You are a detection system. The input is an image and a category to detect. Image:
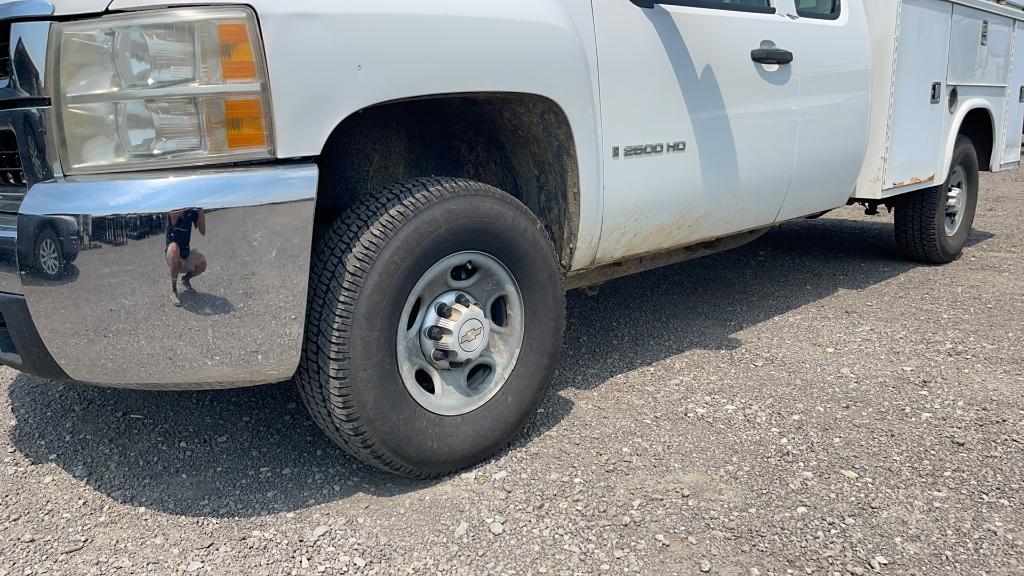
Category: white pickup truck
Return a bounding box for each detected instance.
[0,0,1021,477]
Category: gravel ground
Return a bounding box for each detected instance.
[2,169,1023,576]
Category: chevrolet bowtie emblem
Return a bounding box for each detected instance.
[461,327,483,345]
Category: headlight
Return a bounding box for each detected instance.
[51,7,274,175]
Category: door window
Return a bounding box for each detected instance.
[796,0,841,20]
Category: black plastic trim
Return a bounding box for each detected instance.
[0,97,50,111]
[630,0,776,15]
[0,292,69,380]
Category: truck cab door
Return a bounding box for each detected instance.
[592,0,800,264]
[775,0,871,221]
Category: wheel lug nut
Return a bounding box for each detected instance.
[426,326,444,341]
[432,350,449,362]
[436,303,453,319]
[455,294,472,308]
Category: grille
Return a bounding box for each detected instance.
[0,130,25,187]
[0,23,9,82]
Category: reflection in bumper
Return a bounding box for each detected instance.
[3,164,318,388]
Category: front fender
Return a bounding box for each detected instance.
[108,0,605,268]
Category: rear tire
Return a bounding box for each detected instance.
[294,177,565,478]
[894,135,979,264]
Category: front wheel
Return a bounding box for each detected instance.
[894,135,979,264]
[295,178,565,478]
[34,227,65,280]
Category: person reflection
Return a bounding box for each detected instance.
[165,208,208,307]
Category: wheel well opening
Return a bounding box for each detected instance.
[34,222,59,248]
[315,93,581,270]
[958,108,994,172]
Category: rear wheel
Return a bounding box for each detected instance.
[894,135,979,264]
[295,177,565,477]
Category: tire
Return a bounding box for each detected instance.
[295,177,565,478]
[894,135,979,264]
[33,226,65,280]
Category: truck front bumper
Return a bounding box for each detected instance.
[0,165,318,389]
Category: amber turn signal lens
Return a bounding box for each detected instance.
[219,23,258,81]
[224,98,268,149]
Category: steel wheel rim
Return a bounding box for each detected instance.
[945,165,968,237]
[39,238,60,276]
[396,251,525,416]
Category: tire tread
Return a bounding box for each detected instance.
[894,184,945,263]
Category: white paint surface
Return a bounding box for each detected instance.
[41,0,1024,268]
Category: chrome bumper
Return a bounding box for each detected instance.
[2,165,318,388]
[0,10,318,389]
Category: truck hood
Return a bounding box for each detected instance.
[48,0,112,16]
[48,0,257,15]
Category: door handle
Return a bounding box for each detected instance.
[751,47,794,65]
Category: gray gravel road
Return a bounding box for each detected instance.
[2,170,1023,576]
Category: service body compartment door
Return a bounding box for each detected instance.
[883,0,952,191]
[948,5,1013,87]
[1003,24,1024,165]
[591,1,798,264]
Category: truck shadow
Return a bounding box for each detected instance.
[6,376,421,517]
[525,214,994,441]
[5,212,994,518]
